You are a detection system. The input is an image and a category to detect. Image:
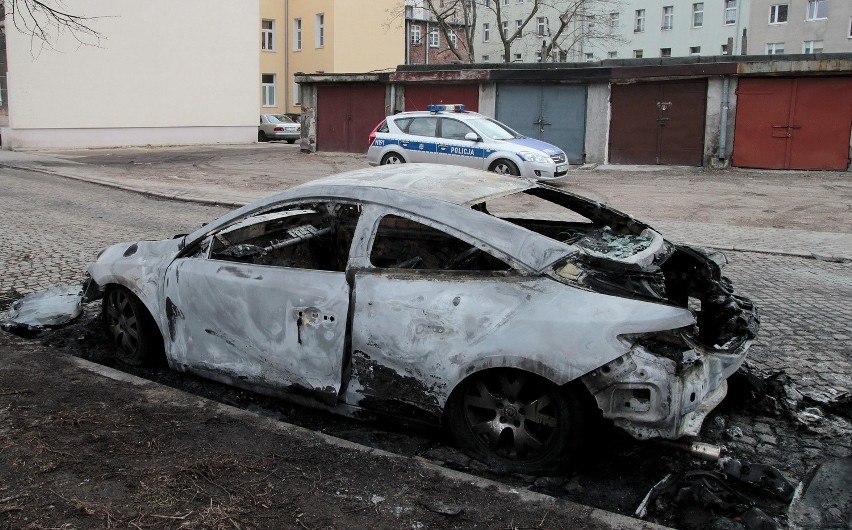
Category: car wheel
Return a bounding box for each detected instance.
[286,139,296,144]
[102,286,163,367]
[258,131,268,142]
[381,153,405,165]
[489,159,520,176]
[446,370,585,474]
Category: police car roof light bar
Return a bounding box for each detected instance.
[427,104,466,113]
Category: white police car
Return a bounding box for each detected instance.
[367,104,569,180]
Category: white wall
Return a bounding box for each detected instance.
[3,0,258,149]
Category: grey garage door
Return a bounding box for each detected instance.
[496,84,587,164]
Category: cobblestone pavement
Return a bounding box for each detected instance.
[1,149,850,506]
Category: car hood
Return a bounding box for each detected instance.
[503,137,564,157]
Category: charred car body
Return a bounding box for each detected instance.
[4,164,758,473]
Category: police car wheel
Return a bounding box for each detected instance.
[381,153,405,165]
[490,159,520,176]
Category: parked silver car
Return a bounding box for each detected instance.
[367,105,569,181]
[259,114,300,143]
[4,164,758,473]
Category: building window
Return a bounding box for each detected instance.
[262,74,276,107]
[692,3,704,27]
[806,0,828,20]
[558,50,568,61]
[849,16,852,38]
[633,49,643,58]
[315,14,325,48]
[721,43,729,54]
[293,19,302,50]
[662,6,674,30]
[724,0,737,25]
[502,21,508,38]
[634,10,645,32]
[482,54,490,62]
[261,20,274,51]
[293,81,301,106]
[411,24,421,44]
[536,51,542,61]
[503,0,509,5]
[584,52,594,61]
[660,48,672,57]
[769,4,788,24]
[766,42,784,54]
[483,23,490,42]
[609,12,619,33]
[514,53,522,60]
[537,17,546,36]
[803,40,824,53]
[690,46,701,55]
[449,32,457,47]
[516,19,523,33]
[607,51,617,58]
[429,30,439,47]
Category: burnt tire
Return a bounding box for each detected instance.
[381,152,405,165]
[102,286,164,367]
[445,370,586,475]
[489,159,520,176]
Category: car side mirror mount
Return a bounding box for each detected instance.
[464,132,481,142]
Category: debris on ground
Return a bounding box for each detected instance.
[788,456,852,530]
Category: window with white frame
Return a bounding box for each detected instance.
[514,53,522,60]
[429,30,439,47]
[690,46,701,55]
[662,6,674,30]
[635,10,645,32]
[536,51,542,61]
[806,0,827,20]
[483,23,490,42]
[692,3,704,27]
[293,19,302,50]
[262,74,276,107]
[293,81,302,106]
[411,24,422,44]
[633,49,643,58]
[261,20,274,51]
[766,42,784,54]
[803,40,823,53]
[315,14,325,48]
[769,4,788,24]
[660,48,672,57]
[584,52,594,61]
[537,17,546,36]
[609,12,619,33]
[503,0,509,5]
[450,32,457,47]
[516,19,523,33]
[482,54,490,62]
[721,43,729,54]
[608,51,617,58]
[502,21,508,38]
[724,0,737,24]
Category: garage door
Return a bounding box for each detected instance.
[733,77,852,170]
[609,81,707,166]
[404,84,479,112]
[317,85,386,153]
[496,84,587,164]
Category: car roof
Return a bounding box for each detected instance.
[389,110,486,120]
[186,165,570,272]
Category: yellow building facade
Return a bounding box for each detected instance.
[259,0,405,114]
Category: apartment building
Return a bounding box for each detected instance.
[747,0,852,55]
[260,0,288,115]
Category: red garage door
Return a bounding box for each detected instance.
[609,81,707,166]
[404,84,479,112]
[733,77,852,170]
[317,85,386,153]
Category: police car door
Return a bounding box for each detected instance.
[435,118,483,169]
[401,117,439,163]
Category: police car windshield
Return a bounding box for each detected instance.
[469,118,524,140]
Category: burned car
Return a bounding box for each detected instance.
[4,164,758,474]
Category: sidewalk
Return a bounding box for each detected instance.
[2,144,850,260]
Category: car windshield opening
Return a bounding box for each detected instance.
[469,118,524,140]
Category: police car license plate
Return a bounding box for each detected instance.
[557,164,568,172]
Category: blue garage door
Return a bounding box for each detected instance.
[496,84,587,164]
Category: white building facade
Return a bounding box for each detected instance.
[747,0,852,55]
[1,0,258,150]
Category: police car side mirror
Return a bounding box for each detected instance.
[464,132,481,142]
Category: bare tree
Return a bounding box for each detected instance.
[402,0,623,64]
[2,0,104,50]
